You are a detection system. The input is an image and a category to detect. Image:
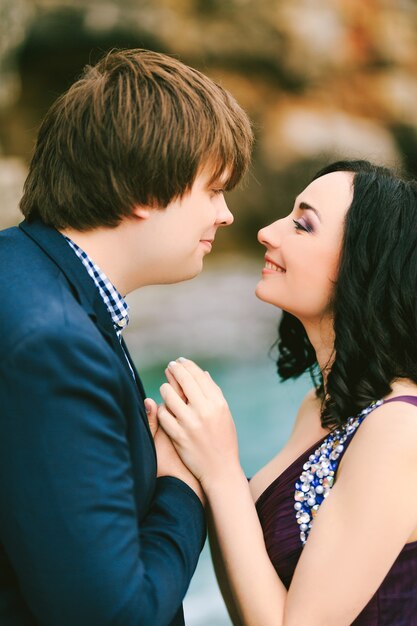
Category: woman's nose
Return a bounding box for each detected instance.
[257,226,268,245]
[258,220,280,247]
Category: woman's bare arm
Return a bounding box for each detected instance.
[158,359,417,626]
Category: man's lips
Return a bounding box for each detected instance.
[200,239,214,250]
[263,254,286,273]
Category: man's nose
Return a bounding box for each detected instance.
[217,199,234,226]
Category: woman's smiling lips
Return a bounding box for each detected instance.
[262,254,286,275]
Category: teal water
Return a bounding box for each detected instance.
[140,356,312,626]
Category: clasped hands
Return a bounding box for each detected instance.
[144,358,240,502]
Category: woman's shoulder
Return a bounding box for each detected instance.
[339,386,417,476]
[363,382,417,440]
[385,379,417,404]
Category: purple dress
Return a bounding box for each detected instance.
[255,396,417,625]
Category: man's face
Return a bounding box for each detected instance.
[135,170,234,285]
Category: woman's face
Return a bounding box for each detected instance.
[255,171,354,322]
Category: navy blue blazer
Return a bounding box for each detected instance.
[0,220,206,626]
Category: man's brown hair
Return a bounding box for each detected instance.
[20,48,253,230]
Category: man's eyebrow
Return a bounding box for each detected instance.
[298,201,321,222]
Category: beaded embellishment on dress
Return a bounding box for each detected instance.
[294,399,383,545]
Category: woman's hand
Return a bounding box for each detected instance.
[157,358,241,490]
[144,397,205,504]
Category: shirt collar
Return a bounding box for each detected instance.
[64,236,129,336]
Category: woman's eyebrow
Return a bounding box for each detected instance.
[298,201,322,222]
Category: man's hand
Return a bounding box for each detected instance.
[144,398,159,437]
[144,398,205,505]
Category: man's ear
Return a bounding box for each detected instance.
[132,205,151,220]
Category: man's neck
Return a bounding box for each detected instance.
[59,225,134,295]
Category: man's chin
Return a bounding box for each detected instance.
[182,263,204,282]
[162,262,204,285]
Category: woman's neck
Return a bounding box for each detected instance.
[303,315,335,383]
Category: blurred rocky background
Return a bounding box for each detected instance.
[1,0,416,243]
[2,3,416,623]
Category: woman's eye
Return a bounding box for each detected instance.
[211,189,224,196]
[293,218,313,233]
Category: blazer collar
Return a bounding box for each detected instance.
[20,219,102,319]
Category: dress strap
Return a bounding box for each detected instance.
[294,399,383,545]
[383,395,417,407]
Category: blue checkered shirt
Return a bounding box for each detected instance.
[64,237,129,338]
[64,236,135,377]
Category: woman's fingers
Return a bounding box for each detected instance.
[160,382,193,422]
[167,358,220,401]
[166,361,207,406]
[164,366,188,403]
[179,358,219,395]
[157,402,183,441]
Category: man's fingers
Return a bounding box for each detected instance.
[144,398,158,438]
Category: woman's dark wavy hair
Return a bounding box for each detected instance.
[277,159,417,429]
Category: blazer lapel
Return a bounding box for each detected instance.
[121,338,147,399]
[19,220,153,439]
